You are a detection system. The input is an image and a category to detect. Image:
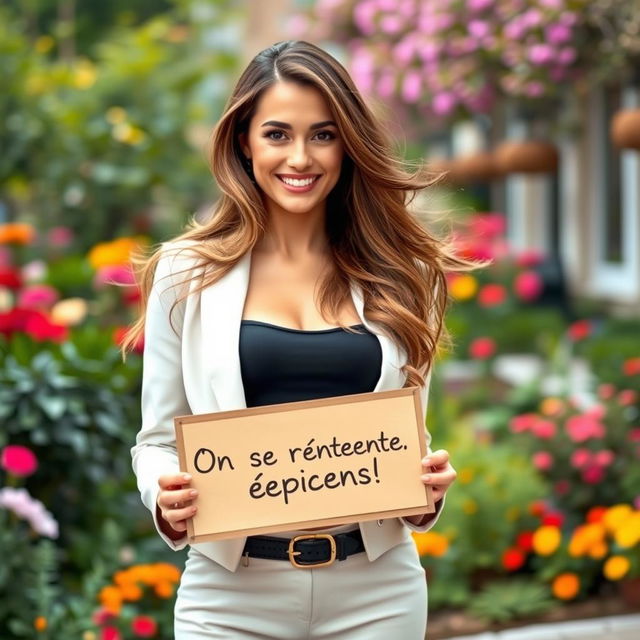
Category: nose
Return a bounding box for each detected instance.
[287,139,311,170]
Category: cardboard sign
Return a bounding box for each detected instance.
[174,386,434,542]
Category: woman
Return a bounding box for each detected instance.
[125,40,471,639]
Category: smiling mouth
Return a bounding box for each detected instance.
[276,175,321,187]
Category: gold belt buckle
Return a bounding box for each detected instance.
[288,534,336,569]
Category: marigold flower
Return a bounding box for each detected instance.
[34,616,47,631]
[589,541,608,559]
[449,274,478,301]
[0,222,36,245]
[532,525,561,556]
[539,397,564,417]
[603,555,631,581]
[614,513,640,548]
[154,581,174,598]
[87,237,145,269]
[412,531,449,557]
[552,573,580,600]
[586,506,607,524]
[603,505,633,533]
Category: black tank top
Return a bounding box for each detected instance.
[238,320,383,407]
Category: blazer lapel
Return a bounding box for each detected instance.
[200,249,405,413]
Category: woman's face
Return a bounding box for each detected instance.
[239,81,344,218]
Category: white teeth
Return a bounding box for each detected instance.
[280,176,317,187]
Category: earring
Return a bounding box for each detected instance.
[242,155,257,185]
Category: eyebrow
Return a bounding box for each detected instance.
[260,120,337,130]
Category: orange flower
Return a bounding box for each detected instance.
[589,541,608,559]
[98,585,123,615]
[552,573,580,600]
[604,556,631,581]
[120,582,143,601]
[0,222,36,245]
[154,581,175,598]
[34,616,47,631]
[568,523,605,557]
[532,525,561,556]
[412,531,449,557]
[87,236,146,269]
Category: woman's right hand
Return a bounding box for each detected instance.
[156,473,199,537]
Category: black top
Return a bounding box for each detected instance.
[238,320,382,407]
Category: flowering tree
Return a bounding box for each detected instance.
[297,0,637,125]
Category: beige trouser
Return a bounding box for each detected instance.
[174,523,428,639]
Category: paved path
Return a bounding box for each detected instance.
[445,613,640,640]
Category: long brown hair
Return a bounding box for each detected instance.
[122,40,478,388]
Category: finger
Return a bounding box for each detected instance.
[164,503,197,525]
[159,473,192,490]
[160,487,198,510]
[422,450,449,470]
[420,468,457,487]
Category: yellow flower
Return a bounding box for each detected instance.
[614,513,640,548]
[449,274,478,301]
[532,525,561,556]
[603,555,630,581]
[35,35,55,54]
[34,616,47,631]
[568,523,606,557]
[73,59,97,89]
[462,499,478,515]
[458,468,474,484]
[106,106,128,125]
[82,632,97,640]
[551,573,580,600]
[112,122,146,145]
[0,222,36,245]
[51,298,88,326]
[87,236,144,269]
[412,531,449,557]
[603,505,633,534]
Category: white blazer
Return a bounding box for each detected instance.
[130,240,444,573]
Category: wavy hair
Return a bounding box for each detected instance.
[121,40,480,388]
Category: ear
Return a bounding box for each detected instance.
[238,132,251,159]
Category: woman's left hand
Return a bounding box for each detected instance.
[420,449,457,503]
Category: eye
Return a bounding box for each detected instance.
[314,130,336,142]
[263,129,287,141]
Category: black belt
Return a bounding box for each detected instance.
[242,529,365,568]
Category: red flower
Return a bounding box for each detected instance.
[618,390,637,406]
[131,615,157,638]
[542,511,564,528]
[586,506,607,524]
[469,337,496,359]
[478,283,507,307]
[597,383,616,400]
[0,444,38,477]
[554,480,570,496]
[514,271,543,302]
[567,320,591,341]
[0,308,68,342]
[502,547,526,571]
[113,326,144,354]
[623,357,640,376]
[101,627,122,640]
[0,266,22,289]
[515,250,544,267]
[529,500,547,517]
[516,531,534,552]
[582,465,605,484]
[92,607,115,626]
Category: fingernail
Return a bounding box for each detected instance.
[183,473,192,481]
[422,457,431,465]
[421,474,431,482]
[189,490,198,497]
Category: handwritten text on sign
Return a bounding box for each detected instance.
[174,387,434,542]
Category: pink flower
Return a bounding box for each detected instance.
[468,0,494,10]
[628,429,640,443]
[468,20,490,39]
[598,383,616,400]
[468,213,506,239]
[402,71,422,103]
[532,419,556,439]
[516,250,544,267]
[558,47,577,65]
[432,91,457,116]
[582,466,605,484]
[567,320,591,341]
[1,444,38,477]
[93,264,136,289]
[101,627,122,640]
[529,44,554,66]
[570,448,592,469]
[47,226,74,248]
[514,271,543,301]
[469,337,496,359]
[545,23,572,45]
[585,404,606,420]
[618,390,637,406]
[510,413,539,433]
[17,285,59,310]
[533,451,553,471]
[565,414,605,442]
[554,480,570,495]
[594,450,614,467]
[0,487,58,538]
[478,283,507,307]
